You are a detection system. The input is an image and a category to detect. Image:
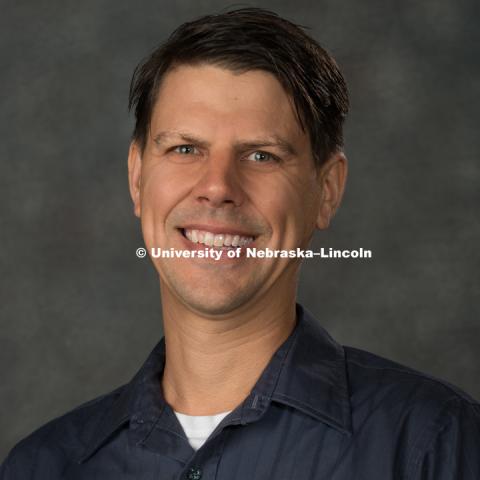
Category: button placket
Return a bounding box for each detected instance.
[186,466,202,480]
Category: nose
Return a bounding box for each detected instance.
[192,151,244,208]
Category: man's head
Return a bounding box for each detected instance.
[127,8,349,317]
[129,8,349,168]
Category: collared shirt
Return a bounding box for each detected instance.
[1,303,479,479]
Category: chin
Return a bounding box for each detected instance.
[170,282,256,317]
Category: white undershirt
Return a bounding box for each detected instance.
[174,410,232,450]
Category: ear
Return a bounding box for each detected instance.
[315,151,348,230]
[127,141,143,218]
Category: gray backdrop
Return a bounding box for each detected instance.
[1,0,479,461]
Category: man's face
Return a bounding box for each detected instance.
[128,64,342,316]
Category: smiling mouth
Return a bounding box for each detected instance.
[178,228,256,248]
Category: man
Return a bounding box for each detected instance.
[2,7,479,480]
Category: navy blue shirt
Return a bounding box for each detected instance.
[2,303,479,479]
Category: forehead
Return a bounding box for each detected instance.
[149,64,306,142]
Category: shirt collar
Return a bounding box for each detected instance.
[267,303,352,434]
[79,302,352,462]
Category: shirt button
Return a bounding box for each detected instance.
[186,466,202,480]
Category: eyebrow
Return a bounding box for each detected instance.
[153,130,298,156]
[153,131,209,149]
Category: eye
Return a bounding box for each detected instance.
[246,151,279,163]
[173,144,199,155]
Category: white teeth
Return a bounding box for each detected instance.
[185,230,196,242]
[204,232,214,246]
[183,229,254,248]
[213,234,224,247]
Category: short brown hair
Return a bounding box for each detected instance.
[128,7,349,166]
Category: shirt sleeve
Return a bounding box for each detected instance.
[0,455,14,480]
[410,398,480,479]
[0,448,30,480]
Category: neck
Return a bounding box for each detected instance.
[160,288,297,415]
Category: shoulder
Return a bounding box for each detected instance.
[343,345,478,406]
[1,385,125,479]
[343,345,480,477]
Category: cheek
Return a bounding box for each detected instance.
[142,162,196,209]
[140,166,190,241]
[249,175,315,242]
[249,176,305,238]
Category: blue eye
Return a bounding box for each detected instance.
[174,145,198,154]
[247,151,277,163]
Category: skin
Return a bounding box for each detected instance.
[128,64,347,414]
